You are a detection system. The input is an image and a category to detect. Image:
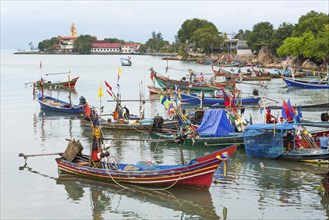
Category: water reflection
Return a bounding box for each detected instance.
[19,163,221,219]
[56,174,221,220]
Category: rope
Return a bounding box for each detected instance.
[103,155,184,191]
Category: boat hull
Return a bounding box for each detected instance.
[36,93,84,113]
[56,145,238,190]
[180,93,260,106]
[283,77,329,89]
[35,77,79,88]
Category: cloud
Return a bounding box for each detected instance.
[1,1,328,49]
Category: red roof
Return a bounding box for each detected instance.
[91,42,122,48]
[123,43,139,47]
[59,36,77,40]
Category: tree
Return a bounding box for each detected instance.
[38,37,59,51]
[247,22,274,53]
[144,31,169,53]
[233,29,251,40]
[190,26,223,54]
[292,10,329,37]
[177,18,218,44]
[73,35,96,54]
[270,22,294,55]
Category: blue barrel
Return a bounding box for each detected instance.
[320,136,329,149]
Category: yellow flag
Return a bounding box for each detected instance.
[118,67,122,74]
[98,82,104,98]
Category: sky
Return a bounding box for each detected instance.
[1,0,328,50]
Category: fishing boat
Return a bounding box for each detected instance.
[36,93,84,114]
[268,102,329,112]
[56,139,238,190]
[151,68,234,92]
[244,123,329,162]
[81,116,178,132]
[283,77,329,89]
[180,92,261,106]
[32,76,79,88]
[120,57,132,66]
[152,109,247,147]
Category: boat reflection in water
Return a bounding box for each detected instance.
[56,174,222,219]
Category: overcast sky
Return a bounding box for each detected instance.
[1,1,328,50]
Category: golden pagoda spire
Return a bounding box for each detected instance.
[70,23,77,37]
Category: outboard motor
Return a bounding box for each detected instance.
[152,116,164,130]
[252,89,259,96]
[79,96,86,106]
[321,113,329,122]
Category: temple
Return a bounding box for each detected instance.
[57,23,78,51]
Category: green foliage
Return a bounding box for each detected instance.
[292,10,329,37]
[145,31,169,53]
[177,18,222,53]
[270,23,294,55]
[73,35,96,54]
[190,26,222,54]
[247,22,274,53]
[38,37,59,51]
[104,38,125,44]
[233,29,250,40]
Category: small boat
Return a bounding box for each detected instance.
[33,77,79,88]
[56,139,238,190]
[148,85,166,95]
[244,123,329,162]
[180,92,261,106]
[36,93,84,114]
[268,102,329,112]
[283,77,329,89]
[120,57,132,66]
[151,68,234,92]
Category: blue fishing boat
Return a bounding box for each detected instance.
[36,93,84,113]
[180,92,261,106]
[244,123,329,161]
[283,77,329,89]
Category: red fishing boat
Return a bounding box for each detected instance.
[56,139,237,190]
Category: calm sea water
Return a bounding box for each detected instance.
[1,50,328,219]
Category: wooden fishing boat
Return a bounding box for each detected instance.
[56,139,238,190]
[120,58,132,66]
[283,77,329,89]
[180,92,261,106]
[268,102,329,112]
[152,109,247,147]
[34,77,79,88]
[82,116,178,132]
[148,85,167,95]
[36,93,84,113]
[152,69,234,92]
[244,123,329,162]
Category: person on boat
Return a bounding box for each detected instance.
[284,130,294,151]
[122,105,130,120]
[265,108,277,124]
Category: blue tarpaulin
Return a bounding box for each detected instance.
[196,109,233,137]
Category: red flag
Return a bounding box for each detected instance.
[106,90,112,96]
[85,102,91,118]
[150,70,155,81]
[104,80,112,91]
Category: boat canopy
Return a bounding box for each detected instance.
[196,109,233,137]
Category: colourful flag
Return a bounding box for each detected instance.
[287,99,296,119]
[281,100,291,120]
[104,80,112,91]
[85,102,92,118]
[98,82,104,98]
[106,90,112,96]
